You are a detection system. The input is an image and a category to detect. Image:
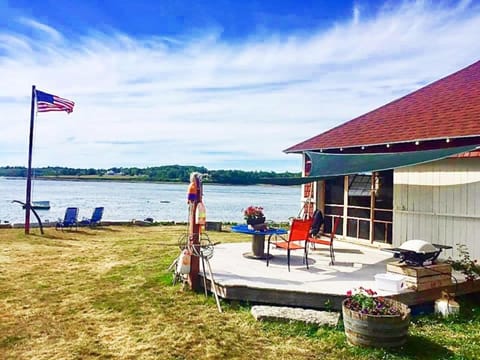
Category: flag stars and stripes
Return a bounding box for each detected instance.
[36,90,75,113]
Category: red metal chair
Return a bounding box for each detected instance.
[267,218,313,271]
[307,216,341,265]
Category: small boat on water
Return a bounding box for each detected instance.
[23,201,51,210]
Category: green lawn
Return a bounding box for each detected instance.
[0,225,479,359]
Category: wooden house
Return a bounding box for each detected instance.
[284,60,480,260]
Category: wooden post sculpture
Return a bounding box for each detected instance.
[187,172,202,290]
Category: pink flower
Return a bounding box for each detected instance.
[344,287,403,316]
[365,289,377,296]
[243,206,265,220]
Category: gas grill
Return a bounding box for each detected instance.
[384,240,452,267]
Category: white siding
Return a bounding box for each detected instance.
[393,157,480,260]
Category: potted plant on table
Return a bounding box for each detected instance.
[243,206,266,230]
[342,287,411,348]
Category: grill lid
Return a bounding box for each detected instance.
[398,240,438,254]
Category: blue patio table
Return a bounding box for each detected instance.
[231,224,287,260]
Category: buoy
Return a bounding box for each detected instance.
[187,181,197,203]
[196,202,206,225]
[187,172,202,203]
[176,249,191,274]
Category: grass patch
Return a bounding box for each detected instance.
[0,225,479,359]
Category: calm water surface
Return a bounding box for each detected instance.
[0,177,301,224]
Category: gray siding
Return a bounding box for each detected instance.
[393,158,480,260]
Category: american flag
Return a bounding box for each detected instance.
[36,90,75,113]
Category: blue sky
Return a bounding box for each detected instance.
[0,0,479,171]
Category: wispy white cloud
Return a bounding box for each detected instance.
[0,0,479,171]
[17,17,63,42]
[353,3,361,25]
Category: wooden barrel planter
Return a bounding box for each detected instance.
[342,299,411,348]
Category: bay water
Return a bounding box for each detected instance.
[0,177,301,224]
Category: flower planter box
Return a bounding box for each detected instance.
[342,298,411,348]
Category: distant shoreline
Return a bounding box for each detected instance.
[4,175,187,184]
[0,165,302,186]
[3,176,286,187]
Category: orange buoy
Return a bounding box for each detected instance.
[196,202,206,225]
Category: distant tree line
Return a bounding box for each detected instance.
[0,165,300,185]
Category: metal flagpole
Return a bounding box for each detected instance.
[24,85,36,234]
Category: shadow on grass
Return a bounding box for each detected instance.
[35,231,89,241]
[345,334,455,360]
[0,335,25,348]
[33,226,122,239]
[384,335,454,359]
[77,226,122,232]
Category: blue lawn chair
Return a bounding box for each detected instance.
[80,207,104,227]
[55,207,79,231]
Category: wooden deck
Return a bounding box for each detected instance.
[200,240,480,311]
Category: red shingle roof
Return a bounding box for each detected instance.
[285,60,480,153]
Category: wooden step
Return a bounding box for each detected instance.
[402,273,452,285]
[404,278,453,291]
[386,262,451,278]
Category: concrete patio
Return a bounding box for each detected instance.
[200,238,479,311]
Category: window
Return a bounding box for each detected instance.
[325,177,344,205]
[348,174,371,208]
